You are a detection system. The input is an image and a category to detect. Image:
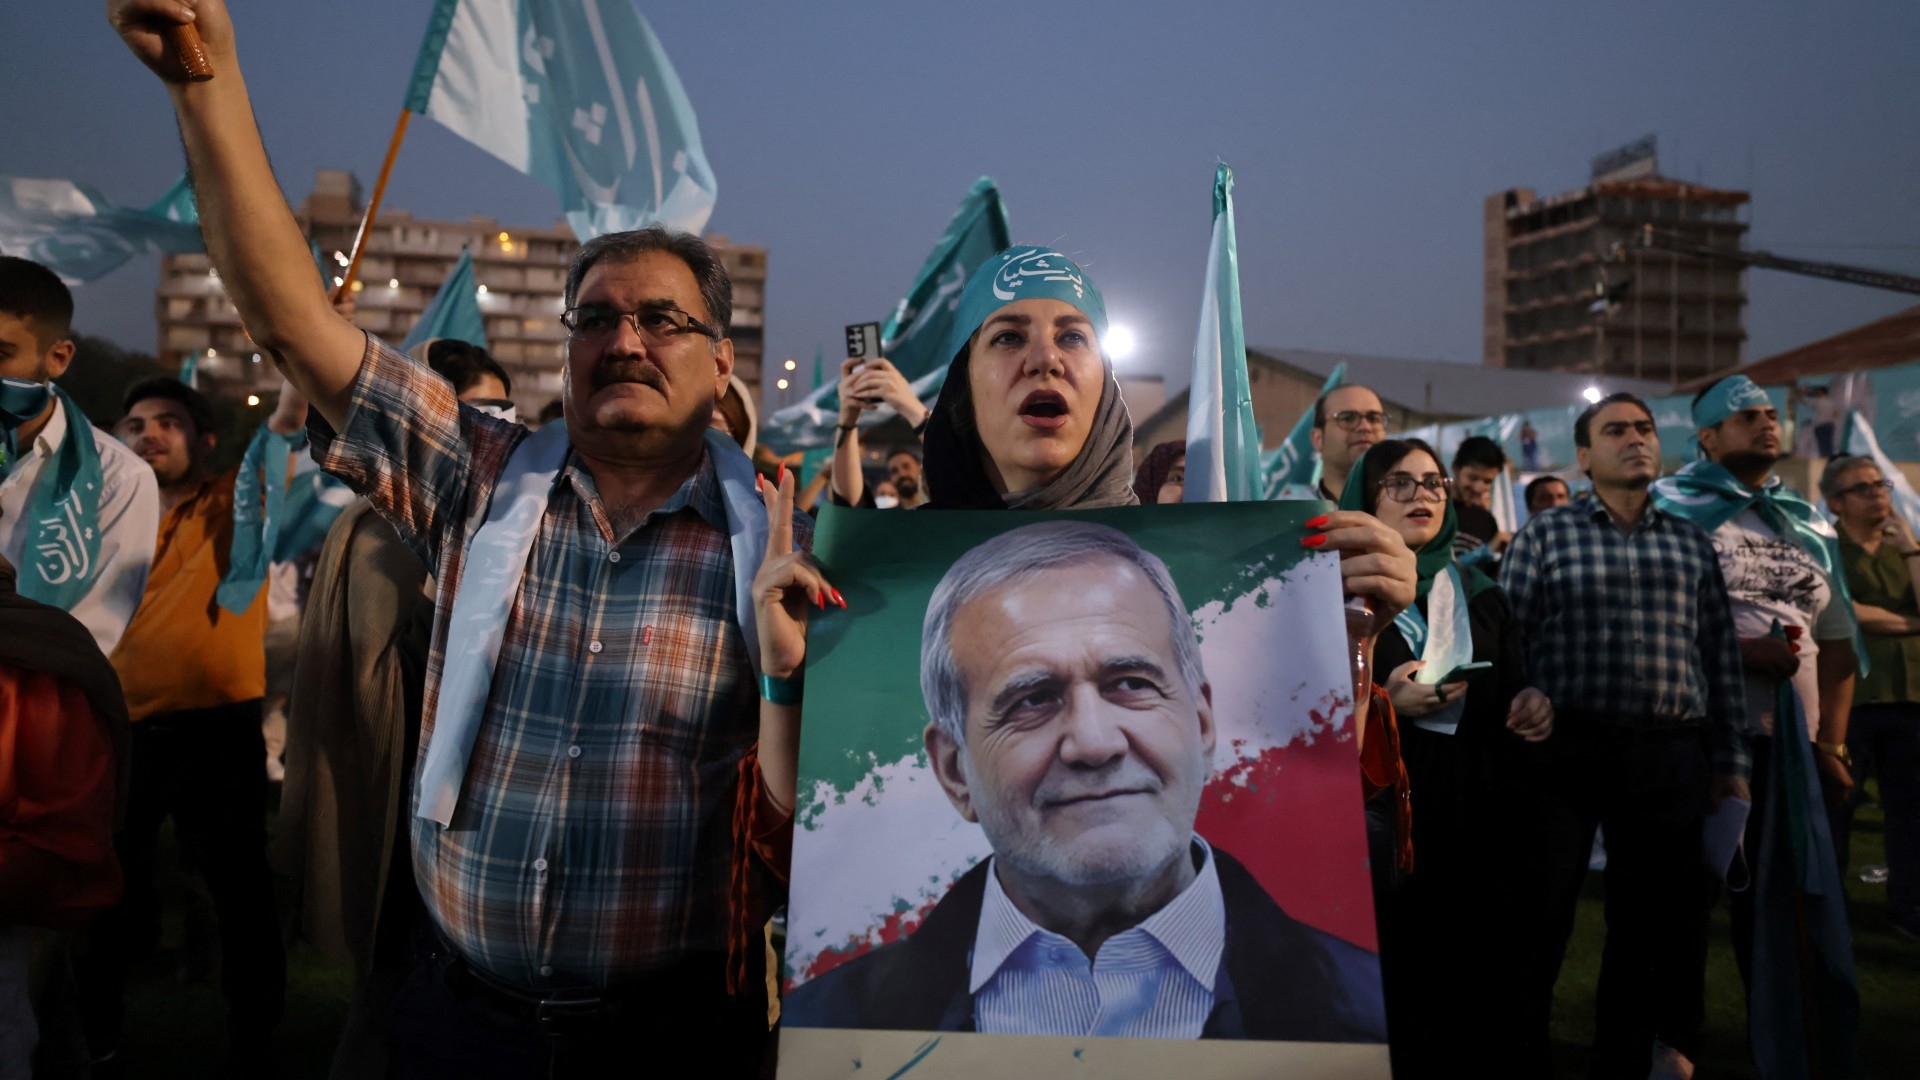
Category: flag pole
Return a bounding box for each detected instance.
[333,110,413,303]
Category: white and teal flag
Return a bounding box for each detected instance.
[402,247,489,351]
[1184,164,1262,503]
[406,0,717,240]
[0,174,203,283]
[1264,362,1346,499]
[763,178,1011,452]
[1842,410,1920,534]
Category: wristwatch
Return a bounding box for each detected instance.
[1815,741,1853,767]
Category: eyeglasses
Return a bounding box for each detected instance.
[560,302,719,344]
[1837,479,1895,499]
[1378,474,1452,502]
[1329,410,1388,431]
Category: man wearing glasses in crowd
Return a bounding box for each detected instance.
[1500,392,1749,1079]
[1825,456,1920,942]
[1311,385,1389,502]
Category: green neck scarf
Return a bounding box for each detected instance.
[0,379,106,611]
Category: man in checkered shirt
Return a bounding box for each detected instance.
[1499,392,1750,1080]
[110,4,822,1074]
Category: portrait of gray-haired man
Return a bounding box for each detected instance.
[784,520,1385,1042]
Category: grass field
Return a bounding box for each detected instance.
[103,788,1918,1078]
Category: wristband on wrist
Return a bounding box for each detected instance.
[1902,550,1920,558]
[759,670,804,706]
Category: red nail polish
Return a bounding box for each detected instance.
[778,463,787,487]
[1302,534,1328,548]
[756,474,765,491]
[1304,515,1329,529]
[832,588,845,607]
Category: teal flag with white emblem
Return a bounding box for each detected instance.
[0,174,203,283]
[406,0,717,240]
[1185,164,1262,503]
[763,178,1011,452]
[1264,363,1345,499]
[402,247,489,351]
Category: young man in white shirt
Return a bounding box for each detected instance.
[0,256,158,655]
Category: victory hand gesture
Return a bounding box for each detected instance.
[753,466,842,680]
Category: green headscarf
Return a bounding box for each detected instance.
[1337,442,1496,602]
[1338,441,1497,685]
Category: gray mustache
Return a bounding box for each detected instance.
[593,359,667,392]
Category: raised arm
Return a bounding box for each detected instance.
[109,0,364,428]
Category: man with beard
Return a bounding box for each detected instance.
[886,446,927,508]
[784,521,1385,1042]
[1310,385,1387,502]
[0,256,158,655]
[1651,375,1858,1068]
[82,376,307,1072]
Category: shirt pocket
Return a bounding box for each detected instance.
[631,615,749,762]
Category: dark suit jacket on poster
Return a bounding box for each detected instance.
[783,847,1387,1042]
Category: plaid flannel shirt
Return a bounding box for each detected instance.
[312,335,810,989]
[1500,492,1751,780]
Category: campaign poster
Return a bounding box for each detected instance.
[777,502,1389,1079]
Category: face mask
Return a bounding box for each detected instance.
[874,495,900,509]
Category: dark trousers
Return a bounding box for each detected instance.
[78,701,286,1053]
[1525,719,1712,1080]
[384,930,769,1080]
[1379,725,1547,1079]
[1836,703,1920,921]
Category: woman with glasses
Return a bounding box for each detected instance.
[1340,438,1553,1077]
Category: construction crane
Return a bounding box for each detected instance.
[1623,225,1920,296]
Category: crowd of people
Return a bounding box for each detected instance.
[0,2,1910,1079]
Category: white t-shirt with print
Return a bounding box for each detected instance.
[1712,508,1854,740]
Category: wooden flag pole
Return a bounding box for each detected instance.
[334,110,414,303]
[165,24,215,82]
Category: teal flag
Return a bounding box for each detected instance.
[402,247,488,351]
[273,460,357,563]
[763,178,1011,451]
[810,345,825,390]
[0,174,203,283]
[406,0,717,240]
[1184,164,1261,503]
[178,352,199,389]
[1263,363,1345,499]
[1750,631,1862,1079]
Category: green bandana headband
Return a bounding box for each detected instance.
[941,246,1109,366]
[0,379,105,611]
[1694,374,1772,430]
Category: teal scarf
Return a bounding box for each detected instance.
[1651,459,1866,673]
[0,379,105,611]
[215,425,305,615]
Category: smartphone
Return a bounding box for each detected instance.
[845,322,882,363]
[844,322,884,403]
[1437,661,1492,684]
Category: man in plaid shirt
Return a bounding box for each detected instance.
[1500,393,1750,1080]
[111,4,831,1074]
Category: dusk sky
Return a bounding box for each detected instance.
[7,0,1917,411]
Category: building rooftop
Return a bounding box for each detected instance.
[1255,347,1670,416]
[1685,303,1920,390]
